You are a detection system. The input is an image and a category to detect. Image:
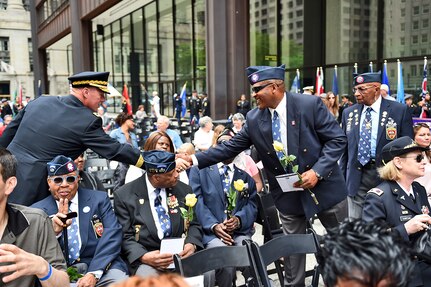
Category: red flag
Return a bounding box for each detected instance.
[122,84,132,115]
[315,67,324,95]
[18,84,22,105]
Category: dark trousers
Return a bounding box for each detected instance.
[348,162,382,219]
[279,199,347,287]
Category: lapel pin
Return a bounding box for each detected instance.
[291,121,295,126]
[139,199,144,205]
[400,195,405,200]
[83,206,90,213]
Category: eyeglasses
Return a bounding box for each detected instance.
[414,123,431,129]
[252,83,276,94]
[49,175,78,186]
[352,86,375,94]
[401,154,425,163]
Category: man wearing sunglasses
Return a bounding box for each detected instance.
[340,72,413,219]
[32,155,128,287]
[0,71,146,207]
[181,64,348,287]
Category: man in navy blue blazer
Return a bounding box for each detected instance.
[189,129,257,287]
[339,72,413,219]
[182,65,348,287]
[31,155,128,287]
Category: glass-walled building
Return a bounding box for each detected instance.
[31,0,431,119]
[92,0,206,115]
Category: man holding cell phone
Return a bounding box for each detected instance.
[32,155,128,287]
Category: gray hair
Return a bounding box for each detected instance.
[232,113,245,123]
[199,116,212,128]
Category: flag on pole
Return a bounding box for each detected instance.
[290,69,300,93]
[332,65,339,96]
[369,62,373,72]
[37,80,42,98]
[17,84,22,105]
[422,57,428,97]
[315,67,324,95]
[180,82,187,118]
[122,83,132,115]
[382,60,390,96]
[396,60,404,103]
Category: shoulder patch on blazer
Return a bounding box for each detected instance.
[368,188,384,197]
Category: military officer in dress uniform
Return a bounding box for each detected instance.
[0,71,144,206]
[362,136,431,286]
[340,71,413,219]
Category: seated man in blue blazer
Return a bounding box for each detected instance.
[189,129,258,287]
[32,155,128,287]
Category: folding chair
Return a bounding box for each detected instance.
[84,158,110,172]
[174,244,261,287]
[250,233,320,287]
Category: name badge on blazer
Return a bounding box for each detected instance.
[91,215,104,238]
[400,215,412,222]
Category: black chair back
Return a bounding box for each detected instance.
[250,233,320,287]
[174,244,261,287]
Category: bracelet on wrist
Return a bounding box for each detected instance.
[38,263,53,281]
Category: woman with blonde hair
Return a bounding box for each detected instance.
[362,136,431,285]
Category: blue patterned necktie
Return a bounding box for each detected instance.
[272,111,285,164]
[154,188,172,238]
[68,204,80,264]
[358,107,372,166]
[220,165,231,194]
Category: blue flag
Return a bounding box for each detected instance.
[382,61,390,96]
[290,70,300,93]
[332,66,339,96]
[397,60,404,103]
[180,82,187,118]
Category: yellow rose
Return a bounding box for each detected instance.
[233,179,245,191]
[273,141,284,152]
[185,193,197,207]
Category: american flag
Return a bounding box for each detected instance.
[422,57,428,97]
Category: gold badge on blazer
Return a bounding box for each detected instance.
[91,216,104,238]
[385,118,397,140]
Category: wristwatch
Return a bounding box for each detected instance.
[314,171,323,181]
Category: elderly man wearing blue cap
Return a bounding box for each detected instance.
[340,71,413,219]
[0,71,147,206]
[31,155,128,287]
[181,64,348,286]
[113,151,204,280]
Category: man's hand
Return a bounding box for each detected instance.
[175,157,190,173]
[179,243,195,258]
[176,153,193,167]
[213,223,234,245]
[224,216,240,233]
[140,250,173,270]
[0,244,49,283]
[51,198,72,234]
[294,169,318,189]
[77,273,98,287]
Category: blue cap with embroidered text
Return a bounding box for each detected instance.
[246,64,285,85]
[47,155,77,176]
[143,150,176,174]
